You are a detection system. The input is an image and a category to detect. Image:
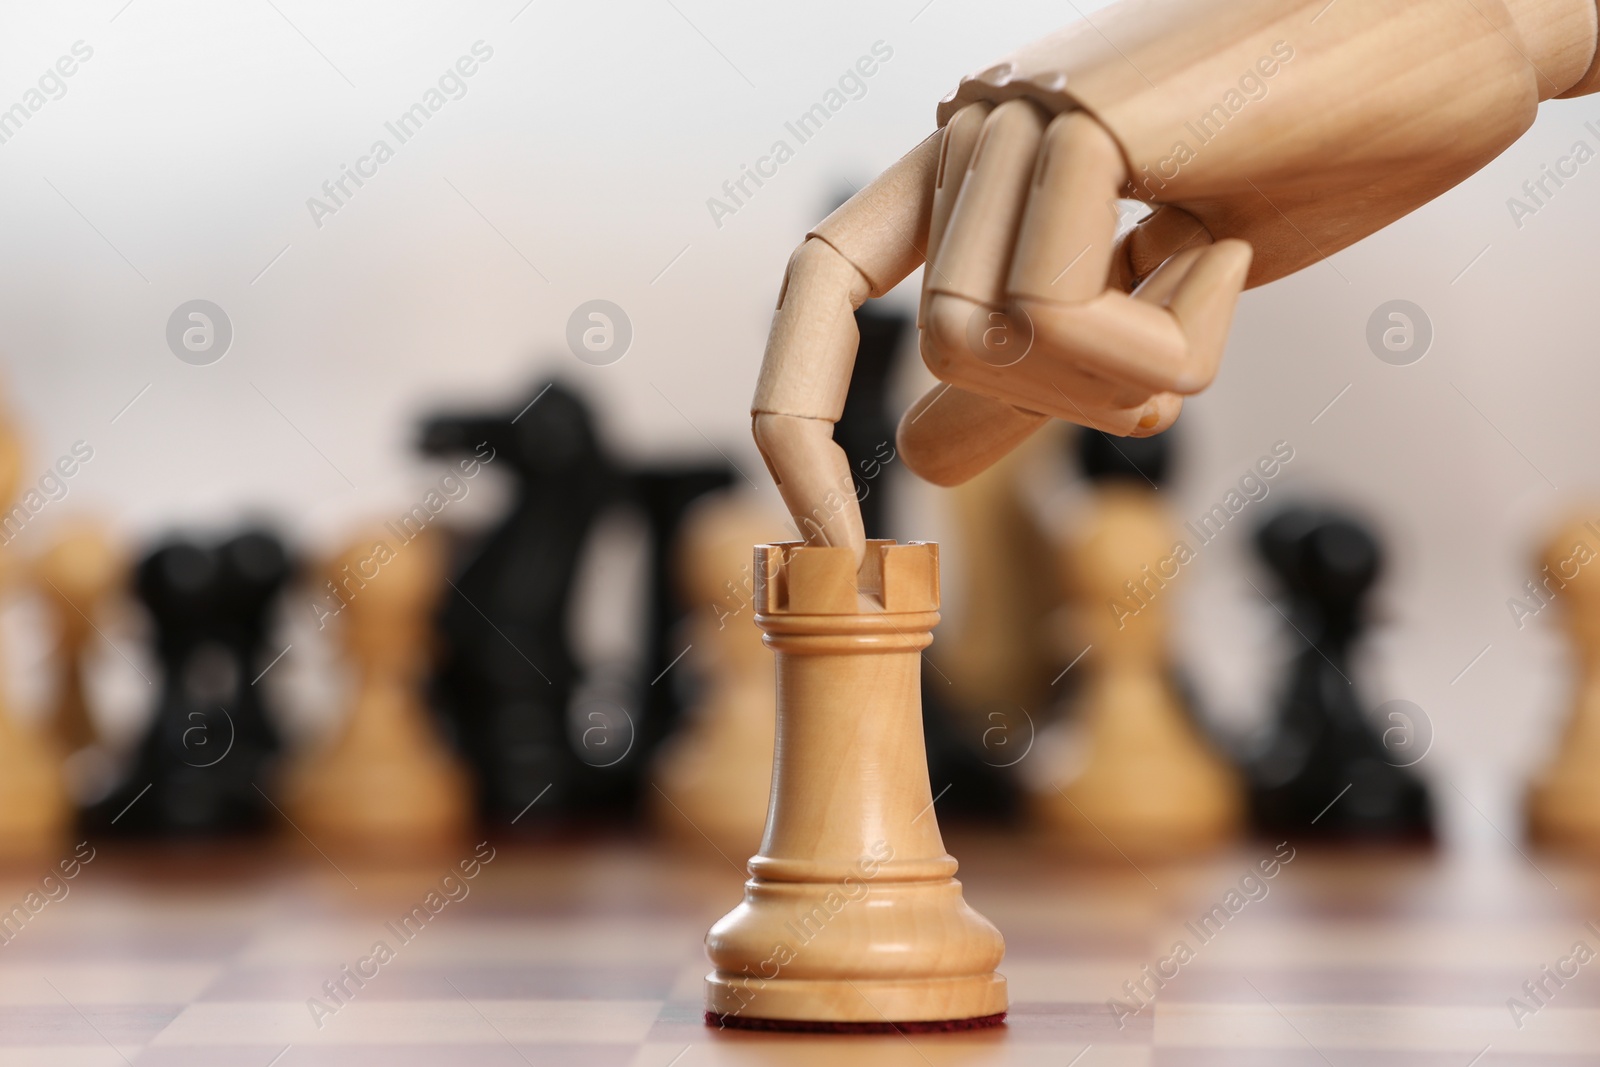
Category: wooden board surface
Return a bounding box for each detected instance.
[0,830,1596,1064]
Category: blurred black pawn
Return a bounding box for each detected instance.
[1247,507,1432,841]
[1078,427,1173,486]
[420,380,625,826]
[89,530,290,836]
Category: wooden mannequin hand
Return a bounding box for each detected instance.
[749,0,1600,561]
[751,106,1250,562]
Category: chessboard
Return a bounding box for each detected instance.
[1,832,1594,1065]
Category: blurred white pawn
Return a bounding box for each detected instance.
[651,493,788,859]
[284,528,471,853]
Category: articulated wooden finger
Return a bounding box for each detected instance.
[1125,392,1182,437]
[1007,110,1125,306]
[895,384,1048,487]
[752,239,871,422]
[810,131,942,297]
[1081,238,1253,394]
[1131,245,1207,307]
[751,133,942,566]
[902,367,1174,443]
[1012,357,1173,434]
[1525,0,1600,98]
[1558,18,1600,98]
[1001,239,1252,398]
[915,100,1050,412]
[752,413,865,561]
[928,100,1047,309]
[923,287,1175,407]
[1037,386,1180,437]
[1156,239,1254,393]
[1112,205,1212,291]
[919,102,992,329]
[754,133,942,425]
[1010,298,1180,397]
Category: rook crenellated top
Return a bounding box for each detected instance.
[754,540,940,615]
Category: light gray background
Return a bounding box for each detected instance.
[1,0,1595,847]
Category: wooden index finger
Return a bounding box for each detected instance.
[808,130,942,299]
[753,131,943,425]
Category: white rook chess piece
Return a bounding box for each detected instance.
[705,540,1006,1030]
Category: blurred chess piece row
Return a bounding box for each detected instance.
[1527,514,1600,850]
[417,379,753,831]
[0,407,100,857]
[283,530,472,851]
[2,357,1598,866]
[0,374,790,859]
[936,422,1442,856]
[1029,431,1242,854]
[649,496,786,857]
